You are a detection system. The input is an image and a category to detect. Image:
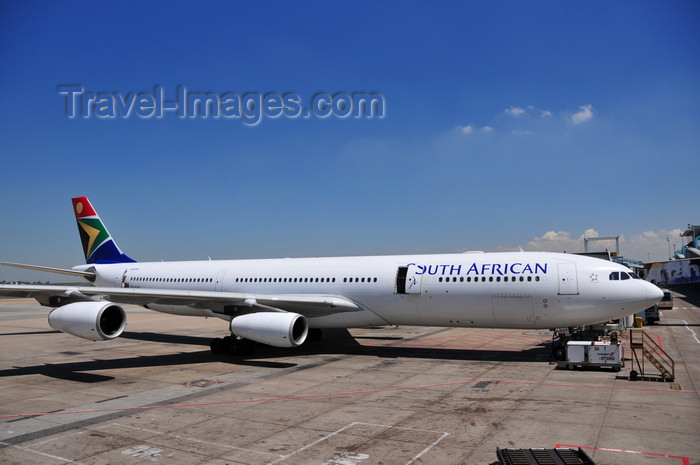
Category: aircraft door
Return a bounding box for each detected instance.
[558,263,579,295]
[395,266,422,294]
[215,270,226,291]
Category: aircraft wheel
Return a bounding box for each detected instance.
[552,343,566,361]
[210,337,225,354]
[235,338,255,355]
[224,337,255,355]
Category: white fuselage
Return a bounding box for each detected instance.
[81,251,662,329]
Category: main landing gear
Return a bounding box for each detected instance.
[210,335,256,355]
[307,328,323,342]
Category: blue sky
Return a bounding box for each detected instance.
[1,1,698,282]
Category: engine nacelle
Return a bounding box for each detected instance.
[48,301,126,341]
[230,312,308,348]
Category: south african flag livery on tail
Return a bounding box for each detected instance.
[72,197,136,264]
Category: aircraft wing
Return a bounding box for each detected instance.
[0,284,363,317]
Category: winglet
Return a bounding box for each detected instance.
[72,197,136,264]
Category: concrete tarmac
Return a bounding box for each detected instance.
[0,294,698,465]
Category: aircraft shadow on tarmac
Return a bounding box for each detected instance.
[657,323,700,326]
[0,330,550,383]
[122,329,551,363]
[0,330,61,337]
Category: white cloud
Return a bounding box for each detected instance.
[525,230,591,253]
[451,103,594,140]
[505,106,526,116]
[525,229,614,254]
[571,104,594,124]
[626,229,684,261]
[520,227,682,262]
[456,124,494,135]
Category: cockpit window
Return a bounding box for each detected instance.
[610,271,641,281]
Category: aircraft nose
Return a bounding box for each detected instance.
[645,283,664,307]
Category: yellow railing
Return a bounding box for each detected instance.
[629,329,674,381]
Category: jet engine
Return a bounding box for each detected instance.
[230,312,308,347]
[48,301,127,341]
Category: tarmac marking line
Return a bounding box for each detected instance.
[2,379,697,421]
[407,430,450,465]
[0,354,351,448]
[101,423,283,458]
[267,422,449,465]
[267,421,358,465]
[556,443,690,465]
[681,320,700,344]
[0,440,87,464]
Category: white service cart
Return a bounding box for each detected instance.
[557,340,624,372]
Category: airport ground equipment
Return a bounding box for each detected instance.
[657,289,673,310]
[551,323,625,361]
[496,447,596,465]
[557,340,623,371]
[629,329,675,381]
[645,304,660,325]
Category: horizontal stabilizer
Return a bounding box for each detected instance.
[1,262,96,279]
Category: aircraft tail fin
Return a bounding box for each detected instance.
[71,197,136,264]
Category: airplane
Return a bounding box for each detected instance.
[0,196,663,354]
